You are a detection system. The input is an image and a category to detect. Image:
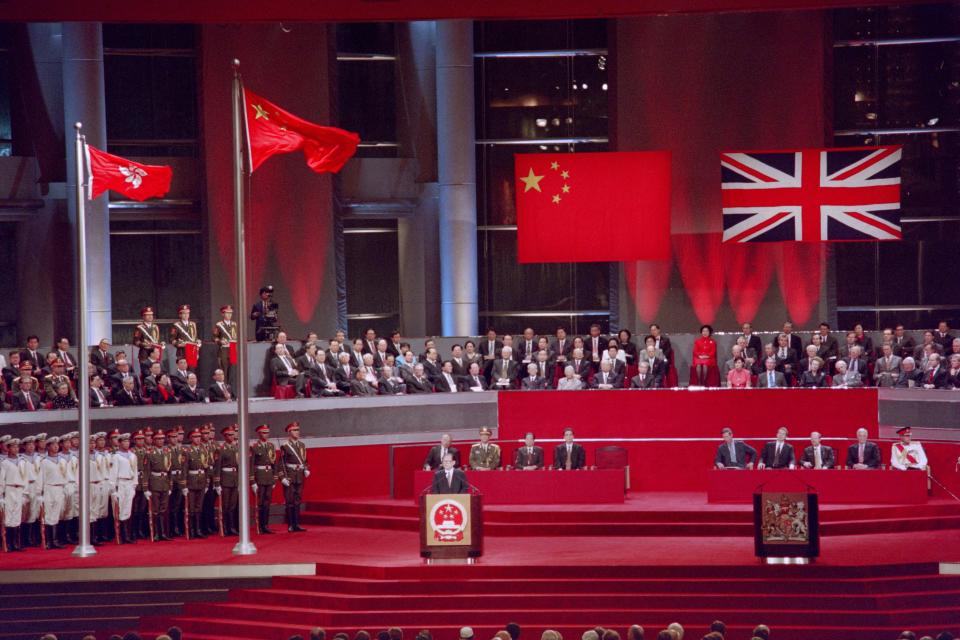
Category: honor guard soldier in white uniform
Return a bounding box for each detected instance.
[89,432,111,545]
[891,427,928,471]
[1,438,26,551]
[21,435,42,547]
[110,433,139,544]
[60,431,80,544]
[39,436,67,548]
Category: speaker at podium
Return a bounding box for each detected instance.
[419,485,484,564]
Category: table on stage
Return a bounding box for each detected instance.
[414,469,625,505]
[707,468,929,504]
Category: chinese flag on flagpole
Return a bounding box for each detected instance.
[243,88,360,174]
[514,151,671,263]
[85,145,173,201]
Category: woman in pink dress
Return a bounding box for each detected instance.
[692,324,717,386]
[727,357,751,388]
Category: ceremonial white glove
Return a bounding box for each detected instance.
[251,483,258,493]
[304,469,310,478]
[168,489,173,495]
[214,486,222,495]
[281,478,290,487]
[181,488,188,496]
[144,491,152,499]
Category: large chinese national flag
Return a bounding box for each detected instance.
[514,151,671,263]
[244,88,359,174]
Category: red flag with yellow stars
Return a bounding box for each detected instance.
[244,88,360,174]
[514,151,671,263]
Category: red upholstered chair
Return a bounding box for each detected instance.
[623,364,638,388]
[664,363,678,387]
[595,446,630,490]
[270,374,296,400]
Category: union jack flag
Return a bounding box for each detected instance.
[721,146,902,243]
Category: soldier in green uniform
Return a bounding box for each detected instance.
[468,427,501,470]
[132,306,163,370]
[250,424,278,534]
[200,424,218,535]
[131,430,149,540]
[214,424,241,536]
[212,305,238,383]
[279,421,309,533]
[183,428,210,539]
[167,426,186,538]
[142,429,173,541]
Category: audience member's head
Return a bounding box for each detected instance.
[167,627,183,640]
[40,636,59,640]
[310,628,326,640]
[288,636,304,640]
[709,621,726,636]
[415,631,432,640]
[752,625,770,640]
[582,632,599,640]
[656,632,673,640]
[460,628,475,640]
[541,631,562,640]
[935,633,955,640]
[493,632,511,640]
[898,633,917,640]
[505,625,521,640]
[121,634,143,640]
[627,626,644,640]
[376,632,390,640]
[355,632,371,640]
[602,631,620,640]
[667,623,683,640]
[388,627,403,640]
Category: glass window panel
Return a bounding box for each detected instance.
[479,313,609,337]
[877,42,960,129]
[338,60,397,142]
[347,315,401,341]
[834,243,877,307]
[103,24,197,49]
[876,242,919,306]
[344,226,400,316]
[336,23,395,55]
[902,220,960,242]
[833,47,878,131]
[477,142,607,226]
[104,55,198,146]
[834,132,960,216]
[920,241,960,307]
[475,19,607,53]
[834,4,960,41]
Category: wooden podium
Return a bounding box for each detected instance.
[419,493,483,563]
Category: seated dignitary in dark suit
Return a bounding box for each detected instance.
[553,428,586,470]
[799,431,835,469]
[714,427,757,469]
[757,426,795,469]
[350,367,378,396]
[432,453,470,494]
[846,427,882,469]
[177,373,207,403]
[630,360,659,389]
[520,363,547,390]
[424,433,461,470]
[757,357,786,388]
[591,360,621,390]
[512,432,544,470]
[460,362,488,391]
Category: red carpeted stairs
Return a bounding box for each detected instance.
[142,561,960,640]
[299,498,960,537]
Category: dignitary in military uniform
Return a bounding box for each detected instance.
[1,438,26,551]
[170,304,201,372]
[132,430,150,539]
[133,306,164,370]
[39,436,67,548]
[891,427,928,471]
[250,424,279,534]
[553,428,587,470]
[142,429,174,541]
[213,304,238,382]
[214,425,241,535]
[468,427,501,470]
[513,432,544,470]
[279,422,309,533]
[800,432,836,469]
[167,426,186,537]
[109,433,139,544]
[183,428,210,539]
[201,424,218,535]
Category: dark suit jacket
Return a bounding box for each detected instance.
[349,350,365,369]
[583,335,609,361]
[405,375,434,394]
[350,380,377,397]
[448,358,469,378]
[110,372,142,396]
[208,382,234,401]
[169,369,190,394]
[421,360,442,383]
[20,349,42,370]
[799,371,827,387]
[178,386,207,403]
[846,442,881,469]
[714,440,757,469]
[842,357,869,379]
[513,445,544,469]
[760,441,795,468]
[89,348,114,376]
[12,391,41,411]
[800,445,835,469]
[785,334,803,354]
[893,335,916,359]
[478,340,503,358]
[516,339,539,363]
[894,369,923,388]
[460,375,488,391]
[490,359,518,385]
[818,334,839,360]
[89,387,111,408]
[271,356,300,386]
[424,445,461,470]
[378,377,406,395]
[590,370,622,389]
[757,370,786,388]
[630,373,658,389]
[113,388,144,406]
[531,360,555,382]
[435,374,460,393]
[553,443,586,470]
[567,359,592,380]
[520,376,547,390]
[552,338,574,359]
[921,366,949,389]
[431,468,470,494]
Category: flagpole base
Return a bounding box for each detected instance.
[71,544,98,558]
[232,540,258,556]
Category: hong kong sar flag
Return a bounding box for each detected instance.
[85,145,173,201]
[514,151,671,263]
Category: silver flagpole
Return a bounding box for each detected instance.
[72,122,96,558]
[232,59,256,555]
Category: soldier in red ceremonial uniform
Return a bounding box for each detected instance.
[212,304,238,382]
[133,307,163,370]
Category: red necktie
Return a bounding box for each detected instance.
[26,393,34,410]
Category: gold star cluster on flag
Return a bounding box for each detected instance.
[253,104,270,120]
[519,161,571,205]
